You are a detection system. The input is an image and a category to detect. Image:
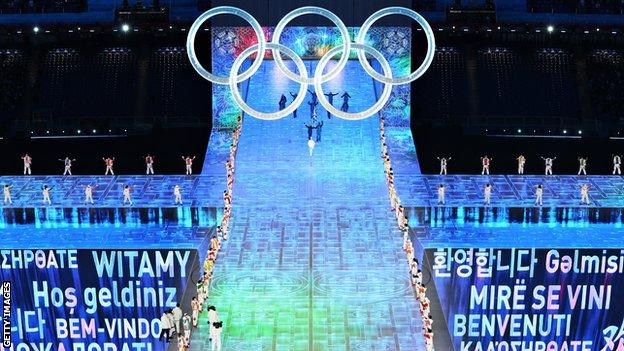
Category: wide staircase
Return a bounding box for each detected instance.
[189,60,425,350]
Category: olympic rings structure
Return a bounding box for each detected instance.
[187,6,436,121]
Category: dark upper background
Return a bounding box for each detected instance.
[0,0,624,175]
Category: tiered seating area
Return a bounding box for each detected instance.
[38,48,84,117]
[412,47,469,121]
[0,49,25,131]
[0,0,86,13]
[147,46,211,119]
[534,48,577,116]
[476,47,577,122]
[527,0,580,13]
[23,45,210,133]
[38,47,135,120]
[413,45,588,129]
[2,42,622,136]
[587,49,624,126]
[412,0,437,11]
[477,47,520,117]
[527,0,624,13]
[94,48,136,116]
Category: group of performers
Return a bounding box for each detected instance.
[158,304,191,344]
[433,154,609,206]
[2,181,184,206]
[437,154,622,175]
[407,251,434,348]
[380,115,434,351]
[436,181,593,206]
[280,89,352,119]
[304,110,323,156]
[18,153,198,176]
[190,115,241,351]
[4,152,199,206]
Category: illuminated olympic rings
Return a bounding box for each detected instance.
[187,6,436,121]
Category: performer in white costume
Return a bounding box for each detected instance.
[483,183,492,205]
[437,157,451,175]
[516,155,526,175]
[3,185,12,205]
[437,184,446,205]
[613,155,622,175]
[174,185,183,205]
[535,184,543,206]
[541,157,556,175]
[577,157,588,175]
[59,157,76,175]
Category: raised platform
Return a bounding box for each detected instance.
[405,205,624,226]
[0,175,224,208]
[187,59,427,351]
[393,174,624,226]
[0,175,225,227]
[0,206,218,227]
[1,225,211,249]
[3,174,622,208]
[5,55,624,351]
[396,174,624,207]
[413,224,624,249]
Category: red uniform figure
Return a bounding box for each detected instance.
[103,157,115,175]
[182,156,196,175]
[21,154,32,175]
[145,155,155,175]
[480,155,492,175]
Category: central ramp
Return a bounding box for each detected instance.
[190,61,424,350]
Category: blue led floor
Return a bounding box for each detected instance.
[0,174,621,209]
[396,174,624,207]
[1,58,623,350]
[0,175,223,208]
[188,60,426,351]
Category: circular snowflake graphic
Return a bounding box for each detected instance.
[214,29,241,56]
